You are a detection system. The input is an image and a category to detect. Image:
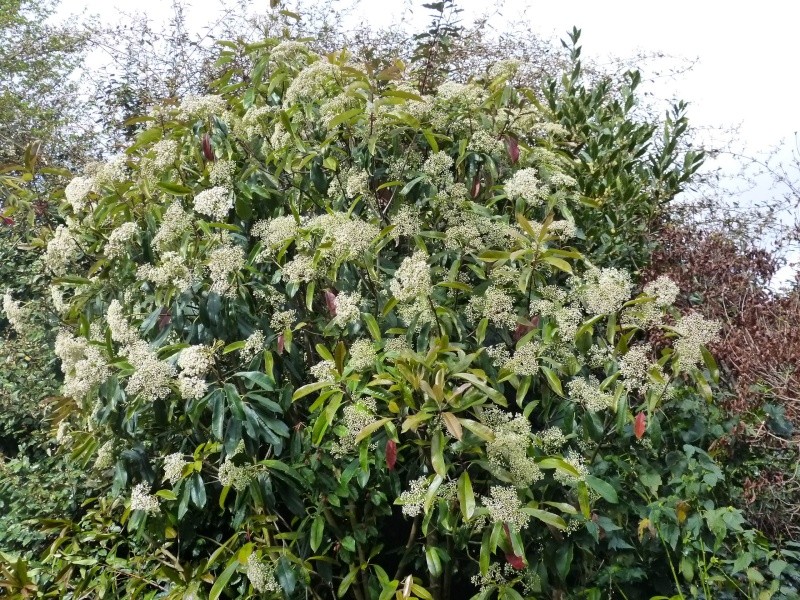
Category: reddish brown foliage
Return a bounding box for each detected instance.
[646,224,800,538]
[646,225,799,420]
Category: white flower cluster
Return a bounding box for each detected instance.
[644,276,680,307]
[440,199,515,252]
[567,376,614,412]
[466,285,517,330]
[621,276,679,330]
[178,375,208,401]
[553,450,588,486]
[209,160,236,185]
[673,312,721,371]
[44,225,80,275]
[483,408,542,487]
[618,344,652,393]
[488,59,522,80]
[246,554,280,593]
[130,483,160,514]
[163,452,187,485]
[93,154,127,187]
[251,215,298,258]
[332,291,361,328]
[54,330,111,401]
[153,202,192,251]
[471,563,539,596]
[106,301,176,401]
[105,222,138,259]
[270,40,312,66]
[422,151,454,188]
[537,427,567,453]
[332,397,377,457]
[270,309,296,332]
[218,457,252,491]
[2,293,25,333]
[137,251,194,292]
[65,176,94,212]
[282,255,317,283]
[468,129,505,156]
[236,105,275,138]
[383,337,410,357]
[179,94,227,120]
[348,339,376,372]
[125,341,177,402]
[505,168,545,206]
[343,167,371,198]
[193,186,233,221]
[176,345,214,400]
[51,286,69,314]
[107,299,139,346]
[397,476,437,517]
[304,213,379,264]
[390,252,432,302]
[578,267,633,316]
[390,205,421,238]
[141,139,178,178]
[208,242,245,296]
[284,60,339,104]
[487,341,540,376]
[94,440,115,470]
[241,331,265,363]
[310,359,337,382]
[178,345,215,377]
[482,485,529,532]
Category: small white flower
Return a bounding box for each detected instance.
[130,483,160,514]
[193,186,233,221]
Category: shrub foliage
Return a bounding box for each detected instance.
[2,31,798,600]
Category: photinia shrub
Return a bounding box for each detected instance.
[10,36,767,599]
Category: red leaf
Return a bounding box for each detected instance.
[505,136,520,164]
[324,289,337,317]
[505,551,526,570]
[512,321,536,342]
[634,412,646,440]
[202,133,215,162]
[385,439,397,471]
[158,309,171,331]
[471,174,481,198]
[277,334,285,355]
[0,216,13,226]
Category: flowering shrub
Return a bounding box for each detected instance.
[5,35,795,599]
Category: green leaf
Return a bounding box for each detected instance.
[293,381,334,401]
[425,546,442,577]
[422,129,439,152]
[354,417,391,443]
[362,312,382,341]
[310,515,324,552]
[540,366,565,397]
[236,371,275,392]
[209,560,238,600]
[585,475,618,503]
[453,373,507,406]
[701,346,719,384]
[337,566,360,598]
[157,181,192,195]
[543,255,573,274]
[457,471,475,520]
[431,430,447,477]
[521,508,566,529]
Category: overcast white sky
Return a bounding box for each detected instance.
[59,0,800,283]
[63,0,800,150]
